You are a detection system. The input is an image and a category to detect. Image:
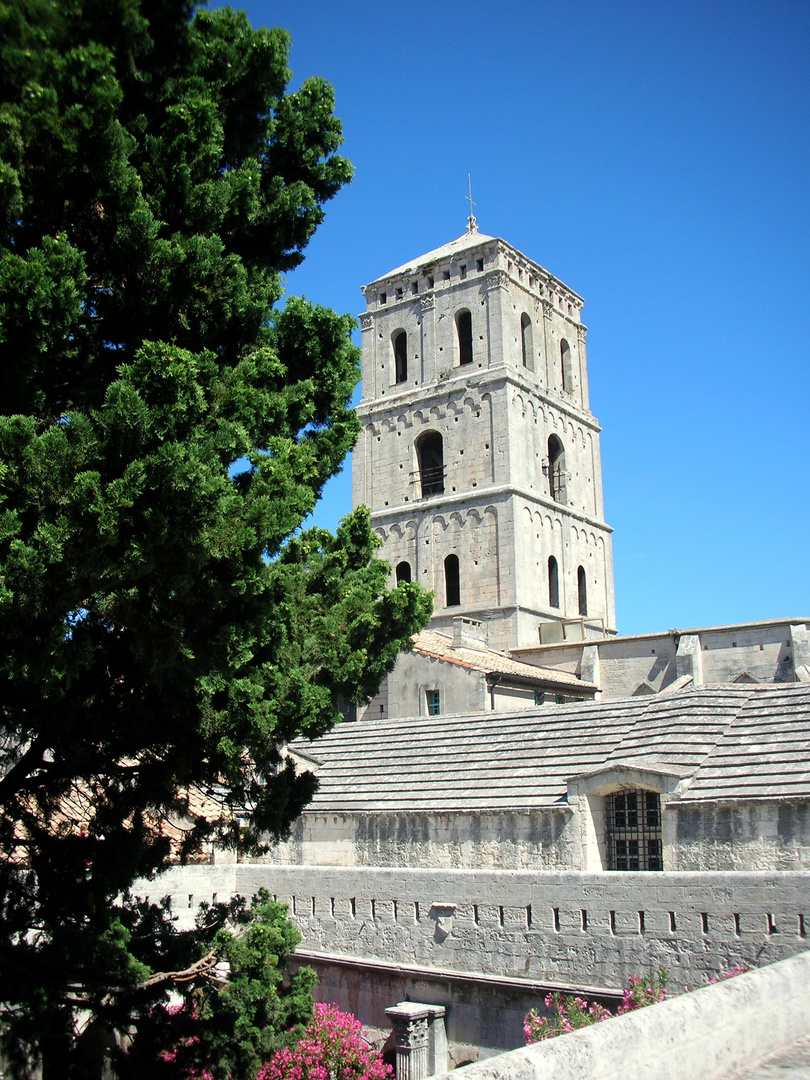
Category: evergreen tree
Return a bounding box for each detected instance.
[0,1,431,1075]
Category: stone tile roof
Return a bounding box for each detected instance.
[370,232,496,283]
[411,629,592,689]
[297,685,810,813]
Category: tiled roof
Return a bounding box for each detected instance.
[411,629,592,689]
[297,685,810,813]
[370,232,496,283]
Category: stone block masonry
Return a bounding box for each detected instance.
[144,865,809,995]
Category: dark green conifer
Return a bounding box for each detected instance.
[0,2,431,1074]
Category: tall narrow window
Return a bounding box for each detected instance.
[394,330,407,383]
[395,561,412,584]
[426,690,441,716]
[548,556,560,609]
[444,554,460,607]
[547,435,565,503]
[560,339,571,390]
[605,791,663,871]
[520,313,533,370]
[577,565,587,616]
[416,432,444,497]
[457,310,473,365]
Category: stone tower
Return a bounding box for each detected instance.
[353,223,616,650]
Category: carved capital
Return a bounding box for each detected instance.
[420,292,435,312]
[577,323,587,344]
[542,299,554,322]
[396,1016,428,1049]
[359,312,373,331]
[486,269,509,291]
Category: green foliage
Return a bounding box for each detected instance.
[0,1,432,1075]
[119,892,317,1080]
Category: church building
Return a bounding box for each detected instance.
[353,218,617,717]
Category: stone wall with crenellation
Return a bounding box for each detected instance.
[144,864,809,995]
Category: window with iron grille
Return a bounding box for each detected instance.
[416,431,445,497]
[605,790,663,871]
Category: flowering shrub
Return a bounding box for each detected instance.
[525,966,746,1045]
[257,1003,392,1080]
[523,993,612,1042]
[708,965,748,984]
[617,968,669,1013]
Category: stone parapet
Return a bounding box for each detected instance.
[430,949,810,1080]
[144,865,810,994]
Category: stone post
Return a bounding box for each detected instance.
[790,624,810,682]
[385,1002,447,1079]
[675,633,704,686]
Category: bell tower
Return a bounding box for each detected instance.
[353,223,616,650]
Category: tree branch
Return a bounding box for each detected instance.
[0,736,47,805]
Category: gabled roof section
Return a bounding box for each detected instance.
[412,629,593,690]
[293,685,810,813]
[368,232,496,284]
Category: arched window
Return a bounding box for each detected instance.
[560,339,571,390]
[577,565,587,616]
[457,310,473,365]
[444,554,460,606]
[394,330,407,383]
[547,435,565,503]
[520,313,533,370]
[605,790,662,871]
[548,556,559,609]
[395,561,412,584]
[416,431,444,497]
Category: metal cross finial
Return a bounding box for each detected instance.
[466,174,478,234]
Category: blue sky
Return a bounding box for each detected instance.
[234,0,809,637]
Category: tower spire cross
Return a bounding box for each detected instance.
[466,174,478,234]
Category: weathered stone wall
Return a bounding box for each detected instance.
[259,810,577,870]
[255,800,810,874]
[146,865,810,996]
[672,800,810,871]
[514,619,810,699]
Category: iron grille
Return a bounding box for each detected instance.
[420,465,445,497]
[605,790,663,871]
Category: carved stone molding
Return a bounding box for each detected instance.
[359,312,373,331]
[486,269,509,291]
[420,292,435,312]
[577,323,588,345]
[542,299,554,321]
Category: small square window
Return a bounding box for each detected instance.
[426,690,441,716]
[442,270,451,281]
[459,264,467,280]
[476,258,484,272]
[427,275,434,288]
[411,281,419,295]
[379,291,387,305]
[396,287,403,299]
